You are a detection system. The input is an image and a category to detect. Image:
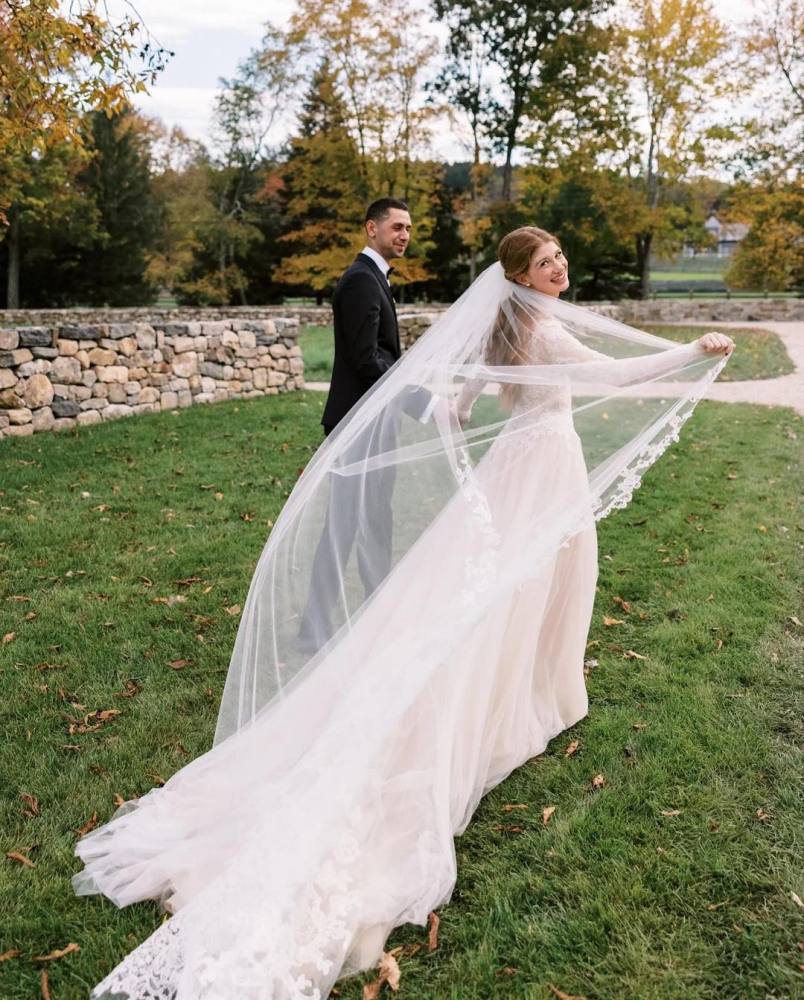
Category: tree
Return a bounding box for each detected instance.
[613,0,736,297]
[0,0,169,306]
[431,0,614,202]
[275,59,368,300]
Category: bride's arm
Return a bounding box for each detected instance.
[455,376,487,426]
[542,324,733,387]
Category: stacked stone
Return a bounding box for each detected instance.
[398,312,443,351]
[0,318,303,440]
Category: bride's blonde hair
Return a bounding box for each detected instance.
[487,226,560,408]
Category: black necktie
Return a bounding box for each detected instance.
[386,267,394,286]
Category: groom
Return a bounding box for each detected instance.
[298,198,439,655]
[321,197,434,434]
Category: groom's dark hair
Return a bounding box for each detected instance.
[365,198,409,224]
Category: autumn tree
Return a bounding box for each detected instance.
[613,0,736,297]
[275,59,368,300]
[0,0,169,306]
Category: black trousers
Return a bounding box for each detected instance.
[297,422,397,653]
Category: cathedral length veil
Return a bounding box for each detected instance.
[73,262,728,999]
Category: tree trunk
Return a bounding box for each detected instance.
[5,205,21,309]
[636,231,653,300]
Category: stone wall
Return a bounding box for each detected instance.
[0,318,302,440]
[2,296,802,331]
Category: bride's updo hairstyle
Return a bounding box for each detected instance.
[488,226,561,407]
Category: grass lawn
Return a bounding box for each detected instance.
[1,394,802,1000]
[650,271,725,283]
[298,323,335,382]
[300,323,794,386]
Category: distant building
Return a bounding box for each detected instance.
[702,215,750,257]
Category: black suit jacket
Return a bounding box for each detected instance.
[322,254,431,432]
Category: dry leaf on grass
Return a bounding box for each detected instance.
[590,773,605,790]
[547,984,587,1000]
[21,793,40,817]
[602,616,624,627]
[5,850,35,868]
[40,970,51,1000]
[2,631,16,644]
[491,823,524,833]
[790,892,803,909]
[33,942,80,962]
[755,807,772,823]
[661,809,682,817]
[75,812,98,838]
[542,805,557,826]
[564,739,581,756]
[0,949,20,963]
[502,803,528,812]
[224,604,242,616]
[613,596,631,612]
[427,910,439,952]
[623,650,648,661]
[152,595,187,607]
[167,658,192,670]
[363,949,402,998]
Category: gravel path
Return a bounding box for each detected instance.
[302,321,804,416]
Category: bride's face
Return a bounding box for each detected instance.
[518,241,570,297]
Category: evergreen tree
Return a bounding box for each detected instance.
[275,59,368,301]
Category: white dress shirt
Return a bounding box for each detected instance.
[358,247,437,424]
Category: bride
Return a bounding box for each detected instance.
[73,227,733,999]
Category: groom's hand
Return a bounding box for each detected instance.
[697,332,734,355]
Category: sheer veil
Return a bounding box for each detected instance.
[214,261,726,744]
[73,261,728,999]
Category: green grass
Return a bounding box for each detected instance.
[298,323,335,382]
[650,271,725,283]
[642,325,795,382]
[1,395,802,1000]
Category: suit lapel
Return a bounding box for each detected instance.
[358,255,400,354]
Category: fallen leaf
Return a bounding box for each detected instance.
[564,739,581,757]
[167,658,192,670]
[791,891,804,909]
[0,949,20,963]
[602,616,624,627]
[224,604,242,616]
[547,985,587,1000]
[502,803,528,812]
[175,576,202,587]
[542,805,557,825]
[24,611,37,621]
[7,595,30,602]
[624,649,648,661]
[5,850,35,868]
[632,722,647,730]
[661,809,682,817]
[75,812,98,838]
[2,631,16,644]
[755,807,771,823]
[33,942,80,962]
[706,899,731,911]
[152,595,187,607]
[590,773,605,790]
[21,793,40,817]
[427,910,439,952]
[613,596,631,612]
[213,492,224,501]
[788,615,803,628]
[40,970,51,1000]
[116,679,142,698]
[378,951,401,991]
[113,793,126,807]
[491,823,525,833]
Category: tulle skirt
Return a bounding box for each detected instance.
[74,421,598,999]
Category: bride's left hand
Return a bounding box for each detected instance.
[697,331,735,355]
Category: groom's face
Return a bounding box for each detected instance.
[366,208,412,261]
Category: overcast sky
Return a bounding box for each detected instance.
[113,0,756,159]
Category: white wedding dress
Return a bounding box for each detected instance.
[73,273,725,999]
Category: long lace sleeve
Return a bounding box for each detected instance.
[535,320,706,387]
[456,376,487,423]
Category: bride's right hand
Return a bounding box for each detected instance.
[697,332,734,355]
